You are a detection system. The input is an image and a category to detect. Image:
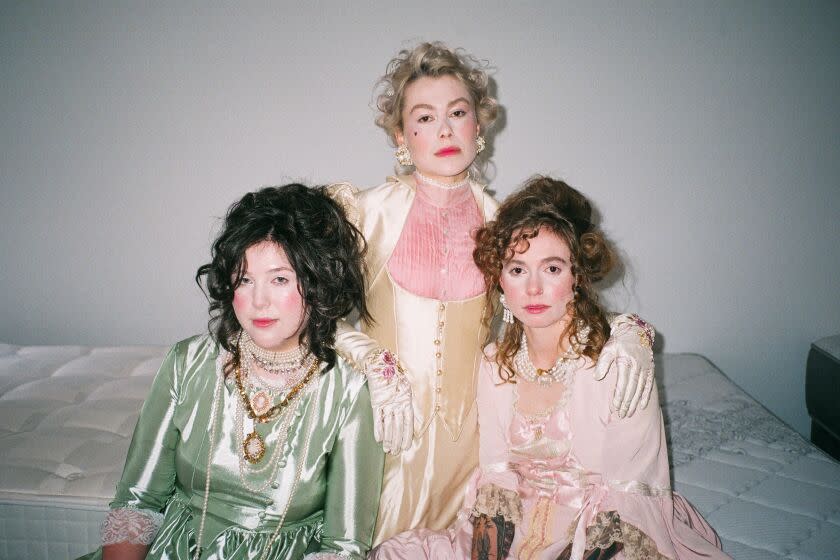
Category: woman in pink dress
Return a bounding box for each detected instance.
[330,43,657,545]
[371,176,730,560]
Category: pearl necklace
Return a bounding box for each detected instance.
[236,358,320,464]
[194,355,321,560]
[514,327,589,386]
[239,331,306,375]
[415,170,470,191]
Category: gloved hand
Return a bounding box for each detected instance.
[365,349,414,455]
[594,313,655,418]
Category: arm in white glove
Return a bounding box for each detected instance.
[594,313,655,418]
[335,320,414,455]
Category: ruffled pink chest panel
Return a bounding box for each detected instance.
[387,182,485,301]
[509,388,591,507]
[510,401,575,462]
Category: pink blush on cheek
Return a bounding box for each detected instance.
[232,291,248,317]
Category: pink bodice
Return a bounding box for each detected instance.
[387,176,485,301]
[510,387,595,510]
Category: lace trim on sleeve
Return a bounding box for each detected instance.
[585,510,669,560]
[100,507,164,546]
[302,553,351,560]
[470,483,523,524]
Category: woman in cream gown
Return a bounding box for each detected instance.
[330,42,656,546]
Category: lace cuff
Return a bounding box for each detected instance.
[471,483,523,524]
[585,510,668,560]
[100,507,164,546]
[302,553,351,560]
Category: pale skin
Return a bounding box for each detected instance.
[232,241,307,354]
[394,74,480,197]
[500,228,578,414]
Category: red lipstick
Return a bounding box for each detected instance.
[252,318,276,328]
[435,146,461,157]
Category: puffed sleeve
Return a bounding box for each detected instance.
[471,353,521,523]
[600,376,669,489]
[325,182,383,371]
[319,379,385,558]
[325,181,361,231]
[101,342,183,544]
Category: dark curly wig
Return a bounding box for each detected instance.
[473,176,614,382]
[196,184,370,374]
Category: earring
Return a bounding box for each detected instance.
[395,145,413,166]
[476,135,486,154]
[499,294,514,324]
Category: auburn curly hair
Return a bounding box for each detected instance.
[196,184,370,374]
[473,176,614,382]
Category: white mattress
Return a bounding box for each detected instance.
[0,343,838,559]
[0,343,167,559]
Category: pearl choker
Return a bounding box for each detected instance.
[414,170,471,191]
[239,331,306,375]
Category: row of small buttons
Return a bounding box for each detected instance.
[434,302,446,412]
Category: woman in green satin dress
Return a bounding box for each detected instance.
[78,184,384,560]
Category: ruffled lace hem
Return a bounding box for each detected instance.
[101,506,164,545]
[585,510,669,560]
[470,483,523,524]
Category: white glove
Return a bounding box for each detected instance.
[365,349,414,455]
[594,313,655,418]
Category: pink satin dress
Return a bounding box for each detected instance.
[370,345,731,560]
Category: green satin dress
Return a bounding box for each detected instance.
[78,334,384,560]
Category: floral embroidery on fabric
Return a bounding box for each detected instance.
[471,483,523,524]
[626,314,655,348]
[365,348,403,382]
[100,506,164,545]
[585,510,670,560]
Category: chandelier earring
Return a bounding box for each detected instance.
[395,145,413,166]
[499,293,514,324]
[475,135,486,154]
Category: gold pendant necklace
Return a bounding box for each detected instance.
[235,358,320,464]
[242,430,267,464]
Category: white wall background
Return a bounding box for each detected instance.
[1,1,838,437]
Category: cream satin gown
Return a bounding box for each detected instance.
[331,174,498,544]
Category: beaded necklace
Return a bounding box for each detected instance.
[415,170,471,191]
[193,358,321,560]
[236,358,320,463]
[239,330,307,375]
[514,326,589,386]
